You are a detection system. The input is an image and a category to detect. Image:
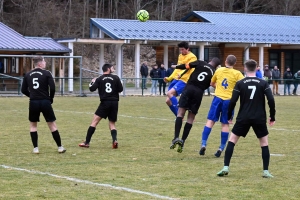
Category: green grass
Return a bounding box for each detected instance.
[0,96,300,199]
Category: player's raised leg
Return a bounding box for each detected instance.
[79,114,101,148]
[170,107,185,149]
[166,86,178,117]
[177,112,194,153]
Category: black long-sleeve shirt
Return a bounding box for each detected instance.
[227,77,275,123]
[89,73,123,101]
[21,68,55,100]
[176,60,215,91]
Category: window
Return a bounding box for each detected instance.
[269,52,280,70]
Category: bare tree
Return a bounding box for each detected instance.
[67,0,72,36]
[82,0,86,38]
[95,0,99,18]
[0,0,3,22]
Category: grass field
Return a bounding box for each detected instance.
[0,95,300,199]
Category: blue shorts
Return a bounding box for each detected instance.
[168,80,186,96]
[207,96,233,124]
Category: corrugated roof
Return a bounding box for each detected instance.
[188,11,300,29]
[90,11,300,45]
[0,23,71,53]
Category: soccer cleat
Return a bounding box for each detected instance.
[170,138,180,149]
[217,167,229,176]
[112,140,118,149]
[199,147,206,155]
[58,146,66,153]
[32,147,39,154]
[214,150,222,157]
[79,142,90,148]
[262,170,274,178]
[177,139,184,153]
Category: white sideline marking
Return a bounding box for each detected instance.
[270,154,285,156]
[0,164,175,200]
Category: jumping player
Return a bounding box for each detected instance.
[170,58,221,153]
[164,41,197,117]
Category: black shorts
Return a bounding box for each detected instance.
[95,101,119,122]
[29,99,56,122]
[178,84,204,114]
[231,122,269,138]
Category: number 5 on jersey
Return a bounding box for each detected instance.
[33,78,39,89]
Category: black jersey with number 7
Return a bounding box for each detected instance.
[228,77,275,123]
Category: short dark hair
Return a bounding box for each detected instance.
[210,57,221,67]
[226,55,237,66]
[244,59,257,72]
[33,56,44,66]
[102,64,113,72]
[178,41,189,49]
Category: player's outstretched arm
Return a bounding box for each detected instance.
[175,64,186,69]
[89,78,98,92]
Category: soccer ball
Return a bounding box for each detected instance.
[137,10,149,22]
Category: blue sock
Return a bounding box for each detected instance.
[169,105,177,116]
[220,131,229,150]
[170,96,178,107]
[170,96,178,116]
[201,126,212,147]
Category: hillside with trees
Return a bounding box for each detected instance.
[1,0,300,76]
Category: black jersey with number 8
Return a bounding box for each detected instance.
[89,74,123,101]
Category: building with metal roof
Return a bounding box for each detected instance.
[85,11,300,80]
[0,22,71,54]
[0,22,72,92]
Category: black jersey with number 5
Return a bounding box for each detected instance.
[89,74,123,101]
[21,68,55,100]
[228,77,275,123]
[186,60,215,90]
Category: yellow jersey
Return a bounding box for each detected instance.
[211,67,244,100]
[165,52,197,83]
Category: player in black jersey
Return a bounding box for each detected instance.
[217,59,276,178]
[79,64,123,149]
[21,56,66,154]
[169,57,221,153]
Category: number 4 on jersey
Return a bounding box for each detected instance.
[222,78,228,89]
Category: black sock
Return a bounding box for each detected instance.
[111,129,117,142]
[224,141,235,166]
[30,131,38,148]
[85,126,96,144]
[174,117,183,139]
[181,123,192,141]
[261,146,270,170]
[52,130,62,147]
